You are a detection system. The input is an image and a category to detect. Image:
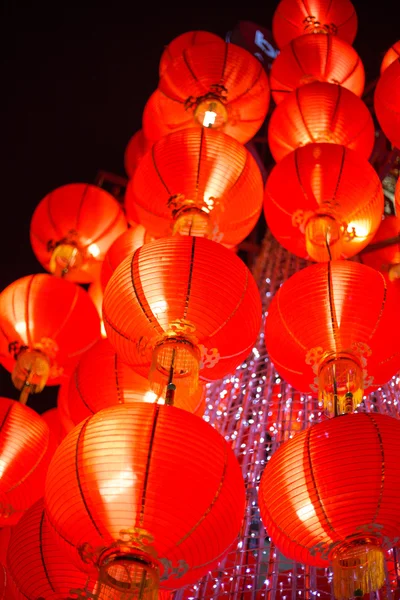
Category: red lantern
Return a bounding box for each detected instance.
[45,403,246,593]
[41,407,66,447]
[360,216,400,280]
[100,225,154,291]
[272,0,358,49]
[265,261,400,413]
[258,412,400,599]
[124,129,152,179]
[0,528,11,565]
[396,176,400,211]
[0,564,14,600]
[66,339,206,427]
[159,31,223,77]
[270,33,364,105]
[264,143,384,261]
[143,42,270,145]
[103,237,261,399]
[88,279,107,339]
[57,380,76,436]
[0,398,55,526]
[30,183,127,283]
[381,40,400,74]
[375,59,400,150]
[125,128,264,246]
[0,274,100,399]
[268,82,375,162]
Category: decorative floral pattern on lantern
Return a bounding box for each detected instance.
[124,129,152,180]
[360,216,400,281]
[143,42,270,145]
[270,34,364,105]
[258,412,400,599]
[45,403,246,595]
[268,82,375,162]
[125,128,264,246]
[375,59,400,151]
[30,183,127,283]
[159,30,223,77]
[103,237,261,400]
[264,143,384,261]
[381,40,400,74]
[264,261,400,415]
[272,0,358,49]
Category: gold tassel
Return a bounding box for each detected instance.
[332,543,385,600]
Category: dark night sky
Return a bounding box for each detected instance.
[1,1,398,412]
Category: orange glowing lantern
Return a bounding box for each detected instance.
[375,59,400,150]
[360,216,400,280]
[381,41,400,74]
[124,129,152,179]
[88,279,107,338]
[41,407,66,447]
[159,31,223,77]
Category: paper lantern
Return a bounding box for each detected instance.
[265,261,400,414]
[258,412,400,599]
[88,279,107,339]
[66,339,206,427]
[0,564,13,600]
[57,379,76,436]
[375,59,400,150]
[272,0,358,49]
[381,40,400,74]
[0,528,11,565]
[143,42,270,145]
[268,82,375,162]
[0,274,100,400]
[41,407,66,447]
[45,403,246,594]
[264,143,384,261]
[360,216,400,280]
[270,33,364,104]
[30,183,127,283]
[103,236,261,399]
[101,226,153,291]
[396,176,400,212]
[125,128,263,246]
[124,129,152,179]
[159,30,223,77]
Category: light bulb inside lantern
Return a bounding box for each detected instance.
[194,98,228,130]
[318,354,364,417]
[49,243,84,277]
[305,212,344,261]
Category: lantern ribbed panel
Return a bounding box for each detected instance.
[0,274,100,384]
[159,31,223,77]
[361,216,400,272]
[44,403,246,591]
[124,129,152,179]
[30,183,127,283]
[102,236,262,382]
[272,0,358,49]
[101,226,153,291]
[265,261,400,394]
[125,128,264,246]
[0,398,54,526]
[67,339,206,426]
[375,59,400,150]
[268,82,375,162]
[270,34,364,104]
[258,413,400,566]
[144,43,270,145]
[0,563,14,600]
[264,143,384,260]
[381,41,400,74]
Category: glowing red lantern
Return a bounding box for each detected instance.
[159,30,223,77]
[88,279,107,339]
[360,216,400,280]
[30,183,127,283]
[272,0,358,49]
[57,380,76,436]
[258,412,400,599]
[264,143,384,261]
[268,82,375,162]
[103,237,261,399]
[270,33,364,104]
[124,129,152,179]
[100,225,153,291]
[41,407,66,447]
[143,42,270,145]
[381,40,400,74]
[125,128,263,246]
[396,176,400,211]
[0,564,13,600]
[0,274,100,400]
[265,261,400,414]
[375,59,400,150]
[45,403,246,594]
[0,528,11,565]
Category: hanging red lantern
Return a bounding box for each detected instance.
[124,129,152,179]
[125,128,264,246]
[88,279,107,339]
[270,34,364,105]
[360,216,400,280]
[258,412,400,599]
[143,42,270,145]
[101,225,154,291]
[272,0,358,49]
[0,564,13,600]
[41,407,67,447]
[159,31,223,77]
[381,40,400,74]
[264,143,384,261]
[264,261,400,415]
[0,528,11,565]
[0,398,55,527]
[0,274,100,401]
[103,236,261,400]
[66,339,206,427]
[396,176,400,211]
[57,380,76,436]
[268,82,375,162]
[45,403,246,594]
[30,183,127,283]
[375,59,400,150]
